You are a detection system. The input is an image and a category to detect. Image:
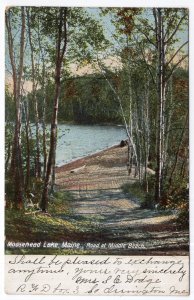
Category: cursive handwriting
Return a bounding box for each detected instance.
[5,255,189,295]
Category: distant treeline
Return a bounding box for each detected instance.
[38,73,122,125]
[6,67,188,127]
[5,73,125,125]
[59,74,123,124]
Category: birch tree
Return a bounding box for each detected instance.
[27,8,41,178]
[101,7,188,202]
[152,8,188,203]
[40,8,68,211]
[40,7,108,211]
[5,7,26,209]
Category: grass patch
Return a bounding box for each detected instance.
[48,190,74,214]
[121,182,156,209]
[5,209,77,243]
[5,189,101,254]
[121,182,145,201]
[5,207,104,255]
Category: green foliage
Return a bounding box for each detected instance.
[66,8,110,63]
[176,206,189,228]
[5,208,77,244]
[164,179,189,228]
[5,122,14,170]
[58,73,122,124]
[48,191,74,214]
[122,181,156,209]
[140,192,155,209]
[5,87,15,121]
[144,174,156,190]
[5,179,15,209]
[5,188,100,254]
[121,182,145,202]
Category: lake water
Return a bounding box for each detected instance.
[56,124,127,166]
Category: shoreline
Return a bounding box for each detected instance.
[57,121,125,127]
[55,142,130,191]
[56,143,122,173]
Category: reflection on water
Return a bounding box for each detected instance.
[56,124,127,166]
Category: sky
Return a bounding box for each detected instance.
[86,7,188,50]
[5,6,189,92]
[87,8,115,40]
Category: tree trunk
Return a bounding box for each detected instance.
[37,22,48,180]
[27,8,41,178]
[23,100,31,190]
[98,64,139,173]
[6,8,26,209]
[168,112,188,188]
[143,78,150,193]
[42,90,48,179]
[51,131,57,194]
[154,8,165,203]
[5,139,12,174]
[40,8,67,211]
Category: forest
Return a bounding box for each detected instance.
[5,7,189,254]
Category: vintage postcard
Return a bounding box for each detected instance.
[4,0,190,296]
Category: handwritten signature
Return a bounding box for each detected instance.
[5,255,189,295]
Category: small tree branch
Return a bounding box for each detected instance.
[136,26,157,48]
[166,54,188,81]
[132,34,156,85]
[17,7,26,98]
[166,41,188,68]
[96,58,139,168]
[5,10,17,99]
[60,8,68,64]
[164,14,188,45]
[153,8,158,45]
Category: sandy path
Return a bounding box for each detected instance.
[56,145,189,255]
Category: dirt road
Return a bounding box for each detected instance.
[56,145,189,255]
